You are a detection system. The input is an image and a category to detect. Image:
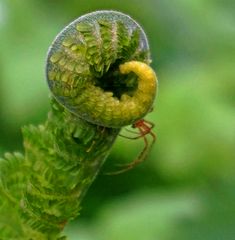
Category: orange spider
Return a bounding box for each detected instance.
[107,119,156,175]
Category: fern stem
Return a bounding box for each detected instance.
[0,10,157,240]
[19,100,120,238]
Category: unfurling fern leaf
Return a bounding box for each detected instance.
[0,10,157,239]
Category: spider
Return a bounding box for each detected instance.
[107,119,156,175]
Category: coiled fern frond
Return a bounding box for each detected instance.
[0,10,157,239]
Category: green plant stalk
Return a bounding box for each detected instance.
[0,10,157,239]
[0,99,119,239]
[22,99,120,238]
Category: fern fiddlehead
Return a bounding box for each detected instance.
[0,10,157,239]
[47,10,156,127]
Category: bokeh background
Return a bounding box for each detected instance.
[0,0,235,239]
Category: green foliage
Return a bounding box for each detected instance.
[0,10,155,239]
[0,153,27,236]
[0,1,235,240]
[0,99,120,239]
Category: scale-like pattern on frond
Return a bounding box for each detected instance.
[77,22,104,77]
[0,152,28,201]
[98,20,117,73]
[115,21,131,59]
[46,11,154,128]
[0,153,31,239]
[19,99,120,235]
[125,29,141,59]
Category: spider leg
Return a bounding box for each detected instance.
[118,133,140,140]
[118,131,150,140]
[118,127,140,139]
[106,128,151,175]
[119,121,152,139]
[123,128,140,134]
[116,128,149,167]
[106,119,156,175]
[116,131,149,167]
[142,119,155,129]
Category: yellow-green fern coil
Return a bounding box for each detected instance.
[46,10,157,128]
[0,11,158,239]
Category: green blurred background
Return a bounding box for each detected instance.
[0,0,235,239]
